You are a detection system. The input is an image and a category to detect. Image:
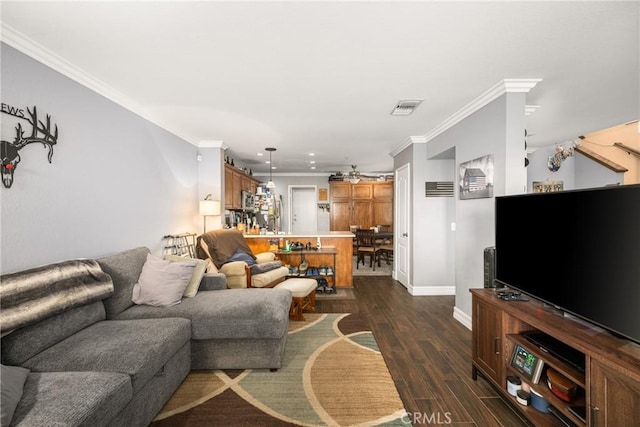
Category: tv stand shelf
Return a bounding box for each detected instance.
[470,288,640,427]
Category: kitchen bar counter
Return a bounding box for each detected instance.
[244,232,354,287]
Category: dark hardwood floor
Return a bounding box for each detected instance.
[316,276,532,427]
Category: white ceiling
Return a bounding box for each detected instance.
[1,1,638,175]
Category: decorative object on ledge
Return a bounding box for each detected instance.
[199,194,221,233]
[532,181,563,193]
[0,105,59,189]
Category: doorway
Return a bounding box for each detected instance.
[288,186,318,233]
[395,163,410,287]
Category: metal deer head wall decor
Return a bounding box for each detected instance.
[0,104,59,188]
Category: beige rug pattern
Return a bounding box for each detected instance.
[152,313,407,426]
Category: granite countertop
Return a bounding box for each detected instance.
[243,231,354,238]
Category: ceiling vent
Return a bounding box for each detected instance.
[391,99,423,116]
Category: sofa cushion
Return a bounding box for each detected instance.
[132,253,195,307]
[11,371,131,427]
[163,255,208,297]
[115,288,292,340]
[1,301,106,366]
[97,247,150,319]
[21,318,191,395]
[0,364,29,426]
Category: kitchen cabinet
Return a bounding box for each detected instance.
[329,181,393,231]
[224,164,261,210]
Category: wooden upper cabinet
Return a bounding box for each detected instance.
[351,183,372,199]
[330,182,351,199]
[224,164,261,210]
[329,181,393,231]
[373,182,393,199]
[224,166,234,209]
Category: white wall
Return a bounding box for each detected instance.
[394,143,455,294]
[425,93,527,318]
[0,44,201,273]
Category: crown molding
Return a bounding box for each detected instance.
[199,140,227,149]
[390,136,428,157]
[423,78,542,143]
[1,23,201,146]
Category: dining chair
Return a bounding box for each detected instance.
[355,229,381,270]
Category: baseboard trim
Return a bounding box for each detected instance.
[453,306,472,330]
[409,286,455,296]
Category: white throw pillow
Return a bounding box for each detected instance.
[132,254,196,307]
[163,254,207,298]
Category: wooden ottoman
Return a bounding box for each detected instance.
[275,278,317,321]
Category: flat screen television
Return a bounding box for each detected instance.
[494,184,640,345]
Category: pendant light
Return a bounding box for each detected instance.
[265,147,276,189]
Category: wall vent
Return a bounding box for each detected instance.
[391,99,423,116]
[425,181,454,197]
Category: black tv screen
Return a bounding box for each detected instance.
[495,184,640,345]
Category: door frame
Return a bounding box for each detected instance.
[288,185,318,233]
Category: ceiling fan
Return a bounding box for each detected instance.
[345,165,386,183]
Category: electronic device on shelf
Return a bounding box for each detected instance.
[510,343,545,383]
[522,331,586,374]
[494,184,640,345]
[496,289,529,301]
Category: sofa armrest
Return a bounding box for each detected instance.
[218,261,248,277]
[199,273,227,291]
[255,252,276,263]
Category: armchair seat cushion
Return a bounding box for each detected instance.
[251,266,289,288]
[250,261,283,275]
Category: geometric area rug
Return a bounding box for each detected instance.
[151,313,408,426]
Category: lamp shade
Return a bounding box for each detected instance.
[199,200,220,216]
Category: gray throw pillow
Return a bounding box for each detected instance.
[132,254,196,307]
[1,364,30,426]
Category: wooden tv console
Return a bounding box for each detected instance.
[470,288,640,427]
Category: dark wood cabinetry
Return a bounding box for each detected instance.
[329,181,393,231]
[224,164,261,210]
[472,298,502,383]
[470,289,640,427]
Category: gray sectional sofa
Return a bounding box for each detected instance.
[0,246,292,426]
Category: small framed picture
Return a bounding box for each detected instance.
[510,343,545,383]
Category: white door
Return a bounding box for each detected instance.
[289,186,317,233]
[395,163,410,287]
